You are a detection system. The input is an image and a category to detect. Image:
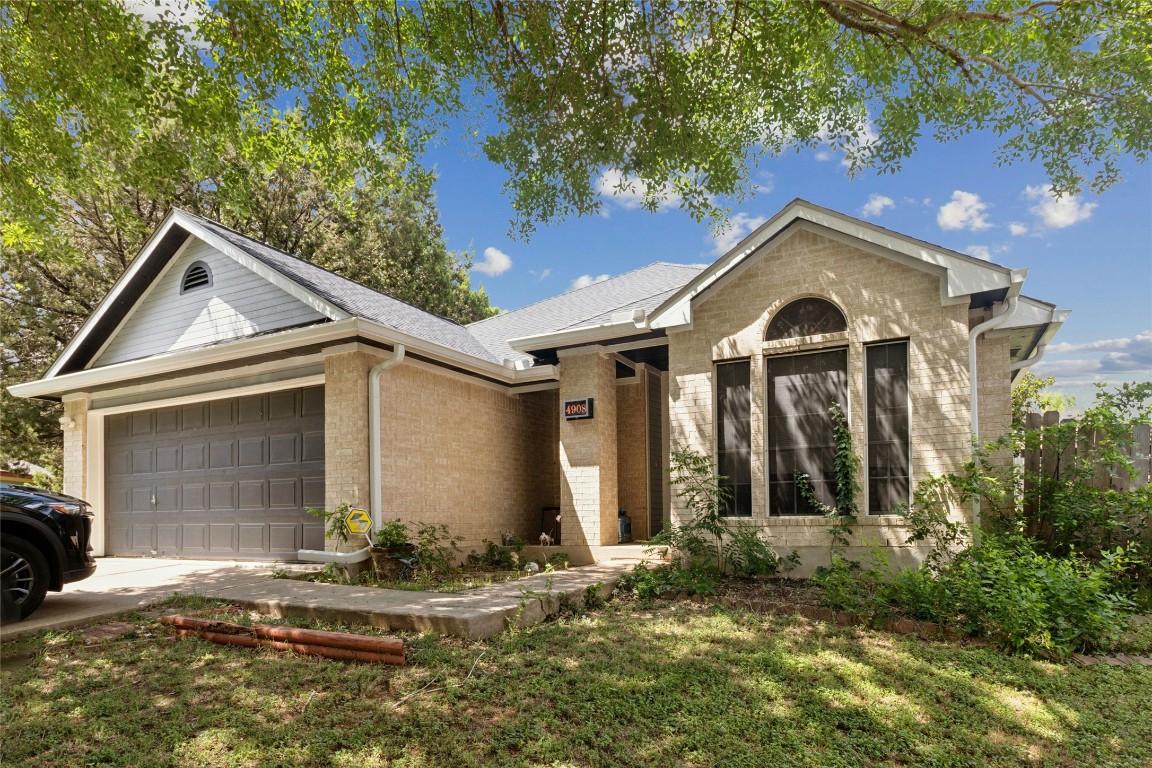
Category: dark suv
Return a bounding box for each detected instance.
[1,484,97,622]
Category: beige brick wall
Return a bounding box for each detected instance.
[371,362,560,548]
[62,396,89,499]
[977,334,1013,444]
[323,351,373,550]
[559,351,618,546]
[616,376,649,541]
[667,226,976,563]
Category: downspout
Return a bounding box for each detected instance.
[297,343,405,566]
[967,294,1019,544]
[1010,346,1045,372]
[369,345,405,529]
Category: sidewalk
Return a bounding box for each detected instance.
[199,563,632,640]
[2,557,634,641]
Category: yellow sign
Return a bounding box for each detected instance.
[345,508,372,535]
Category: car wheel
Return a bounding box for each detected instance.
[1,537,50,622]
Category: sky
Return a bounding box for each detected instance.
[423,130,1152,410]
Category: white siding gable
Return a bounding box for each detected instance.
[94,237,327,367]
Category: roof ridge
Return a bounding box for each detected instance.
[467,260,701,328]
[176,209,472,330]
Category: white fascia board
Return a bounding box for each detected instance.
[45,212,185,379]
[170,211,348,323]
[506,317,649,354]
[354,320,558,385]
[648,199,1016,329]
[9,319,359,400]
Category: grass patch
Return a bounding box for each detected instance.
[2,600,1149,767]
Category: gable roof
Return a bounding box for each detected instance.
[468,262,706,363]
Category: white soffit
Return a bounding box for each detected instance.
[648,199,1018,330]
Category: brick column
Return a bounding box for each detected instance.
[61,394,90,499]
[322,347,382,551]
[559,349,618,546]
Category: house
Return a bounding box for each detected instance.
[9,199,1067,570]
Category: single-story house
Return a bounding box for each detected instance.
[10,199,1067,570]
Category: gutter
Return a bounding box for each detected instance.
[967,276,1024,542]
[297,344,406,565]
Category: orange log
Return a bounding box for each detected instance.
[170,628,404,664]
[160,615,404,656]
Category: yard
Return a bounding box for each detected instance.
[2,595,1149,768]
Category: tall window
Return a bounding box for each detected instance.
[716,360,751,517]
[766,349,848,515]
[866,341,910,514]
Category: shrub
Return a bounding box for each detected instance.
[467,540,518,570]
[619,562,718,602]
[724,524,797,579]
[372,518,410,548]
[410,522,463,577]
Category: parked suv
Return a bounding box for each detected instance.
[1,484,97,622]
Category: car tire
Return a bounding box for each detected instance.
[1,537,50,622]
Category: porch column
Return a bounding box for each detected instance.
[558,349,618,547]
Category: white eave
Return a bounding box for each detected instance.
[648,199,1020,330]
[507,309,650,354]
[44,209,349,380]
[10,318,558,400]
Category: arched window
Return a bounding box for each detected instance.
[766,297,847,341]
[180,261,213,293]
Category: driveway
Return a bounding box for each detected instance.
[0,557,311,640]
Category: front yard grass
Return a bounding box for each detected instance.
[2,597,1149,768]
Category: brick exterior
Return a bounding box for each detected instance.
[615,376,649,541]
[559,351,618,547]
[371,362,560,549]
[323,351,374,541]
[62,396,90,500]
[666,226,1005,570]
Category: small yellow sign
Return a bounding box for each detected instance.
[345,508,372,535]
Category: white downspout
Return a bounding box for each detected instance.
[297,343,405,565]
[369,344,405,529]
[1011,346,1045,372]
[967,294,1019,543]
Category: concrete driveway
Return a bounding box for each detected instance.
[0,557,311,640]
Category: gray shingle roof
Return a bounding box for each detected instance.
[184,212,501,363]
[467,263,706,362]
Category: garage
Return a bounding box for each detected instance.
[104,385,326,560]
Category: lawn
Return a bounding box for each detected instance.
[2,597,1149,768]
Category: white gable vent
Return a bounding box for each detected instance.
[181,261,213,293]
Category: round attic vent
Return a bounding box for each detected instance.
[181,261,213,293]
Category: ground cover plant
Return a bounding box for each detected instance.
[2,596,1149,768]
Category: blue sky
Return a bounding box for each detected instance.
[425,131,1151,409]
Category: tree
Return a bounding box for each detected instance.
[0,138,494,478]
[3,1,1149,241]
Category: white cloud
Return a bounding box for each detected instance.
[1008,221,1029,236]
[860,194,895,218]
[1037,331,1152,379]
[123,0,206,47]
[712,212,768,255]
[1048,330,1151,357]
[570,274,611,291]
[473,247,512,277]
[1024,184,1097,229]
[937,190,992,232]
[965,245,992,260]
[596,169,681,212]
[814,149,835,162]
[538,268,551,281]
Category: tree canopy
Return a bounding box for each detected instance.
[3,0,1149,240]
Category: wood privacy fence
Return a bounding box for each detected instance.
[1020,411,1151,492]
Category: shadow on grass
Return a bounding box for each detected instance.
[1,603,1148,767]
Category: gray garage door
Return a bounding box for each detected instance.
[105,385,326,560]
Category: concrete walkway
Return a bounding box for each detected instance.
[198,563,631,640]
[2,557,635,641]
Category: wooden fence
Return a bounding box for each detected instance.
[1020,411,1151,491]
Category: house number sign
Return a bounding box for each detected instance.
[563,398,594,420]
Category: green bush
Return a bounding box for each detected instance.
[411,522,463,577]
[372,518,410,548]
[724,524,797,579]
[467,540,518,570]
[619,563,718,602]
[811,555,873,613]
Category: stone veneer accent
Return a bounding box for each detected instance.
[61,395,90,500]
[666,227,1013,569]
[559,351,618,547]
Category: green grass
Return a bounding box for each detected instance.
[2,599,1149,767]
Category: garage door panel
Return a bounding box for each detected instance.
[238,480,265,509]
[156,445,180,473]
[106,385,324,561]
[239,438,265,467]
